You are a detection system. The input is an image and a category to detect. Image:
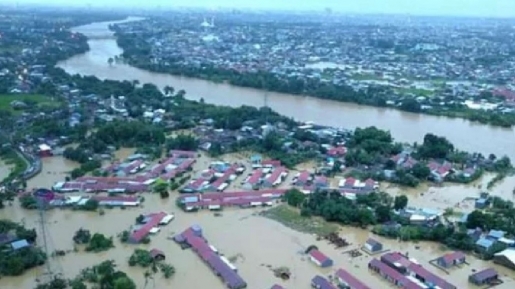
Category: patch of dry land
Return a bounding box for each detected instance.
[0,197,514,289]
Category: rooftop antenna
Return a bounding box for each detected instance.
[34,188,63,284]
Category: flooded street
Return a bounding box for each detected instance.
[55,18,515,162]
[26,156,80,189]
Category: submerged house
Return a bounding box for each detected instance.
[437,251,466,268]
[468,268,498,286]
[308,249,333,268]
[364,238,383,253]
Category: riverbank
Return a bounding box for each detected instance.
[56,19,515,163]
[122,58,515,128]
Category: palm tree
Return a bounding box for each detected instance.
[107,57,114,66]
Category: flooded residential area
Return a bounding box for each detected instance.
[1,150,515,289]
[2,7,515,289]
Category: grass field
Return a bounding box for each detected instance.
[0,94,60,113]
[260,204,339,235]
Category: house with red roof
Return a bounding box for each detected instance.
[263,167,288,188]
[128,211,168,244]
[293,170,311,186]
[335,268,371,289]
[242,169,263,190]
[437,251,466,268]
[308,249,333,268]
[261,159,281,168]
[327,146,347,157]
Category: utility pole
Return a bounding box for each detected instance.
[35,189,62,284]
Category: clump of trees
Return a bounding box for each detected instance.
[128,249,176,279]
[73,228,91,245]
[78,260,137,289]
[0,220,46,277]
[79,233,114,253]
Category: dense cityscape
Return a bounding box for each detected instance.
[0,5,514,289]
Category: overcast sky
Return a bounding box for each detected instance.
[6,0,515,18]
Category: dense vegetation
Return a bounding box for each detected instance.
[35,260,137,289]
[0,220,46,277]
[283,188,515,260]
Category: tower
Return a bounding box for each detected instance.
[34,188,62,284]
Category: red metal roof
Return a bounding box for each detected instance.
[129,212,167,243]
[309,249,330,263]
[247,169,263,184]
[335,268,371,289]
[265,167,287,184]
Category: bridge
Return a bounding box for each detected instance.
[87,35,115,40]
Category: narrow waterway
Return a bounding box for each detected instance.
[56,18,515,161]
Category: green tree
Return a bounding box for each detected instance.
[114,277,136,289]
[393,195,408,211]
[411,163,430,179]
[284,188,306,207]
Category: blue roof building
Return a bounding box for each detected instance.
[250,154,262,164]
[11,239,29,250]
[487,230,506,240]
[476,238,494,251]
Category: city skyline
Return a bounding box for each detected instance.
[3,0,515,18]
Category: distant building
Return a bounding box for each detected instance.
[38,144,52,157]
[308,249,333,268]
[437,251,466,268]
[468,268,498,286]
[364,238,383,253]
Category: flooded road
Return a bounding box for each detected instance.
[56,18,515,162]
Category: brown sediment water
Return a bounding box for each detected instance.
[26,156,80,190]
[0,200,514,289]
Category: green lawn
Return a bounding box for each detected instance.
[260,204,339,235]
[0,94,60,114]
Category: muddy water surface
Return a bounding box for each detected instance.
[0,196,514,289]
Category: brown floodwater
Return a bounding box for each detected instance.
[0,200,514,289]
[26,156,80,190]
[1,152,514,289]
[56,18,515,162]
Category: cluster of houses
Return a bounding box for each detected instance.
[306,247,371,289]
[388,152,478,183]
[180,161,245,193]
[291,171,379,199]
[369,251,456,289]
[241,158,288,190]
[310,269,371,289]
[53,151,197,193]
[176,189,287,212]
[174,225,247,289]
[127,211,174,244]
